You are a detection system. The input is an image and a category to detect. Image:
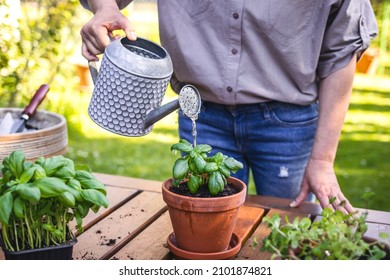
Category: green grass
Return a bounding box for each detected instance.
[335,83,390,211]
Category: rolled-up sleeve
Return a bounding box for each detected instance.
[80,0,132,11]
[318,0,378,79]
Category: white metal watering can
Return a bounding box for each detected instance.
[88,37,201,137]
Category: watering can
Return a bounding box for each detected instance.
[88,37,201,137]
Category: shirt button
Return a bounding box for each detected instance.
[231,48,238,55]
[226,86,233,92]
[233,13,239,19]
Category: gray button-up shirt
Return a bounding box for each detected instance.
[81,0,378,105]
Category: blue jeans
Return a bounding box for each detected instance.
[178,101,318,200]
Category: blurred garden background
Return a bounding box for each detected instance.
[1,0,389,211]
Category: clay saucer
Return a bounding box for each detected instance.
[167,232,242,260]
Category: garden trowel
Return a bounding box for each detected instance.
[0,84,50,135]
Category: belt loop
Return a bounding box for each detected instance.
[260,103,270,119]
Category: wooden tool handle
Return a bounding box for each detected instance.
[22,84,50,117]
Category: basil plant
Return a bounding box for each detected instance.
[171,139,243,195]
[0,150,109,251]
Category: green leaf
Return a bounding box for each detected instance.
[6,150,26,179]
[204,162,218,173]
[171,178,181,187]
[223,157,243,173]
[78,178,107,195]
[218,165,231,178]
[42,155,67,176]
[0,192,13,225]
[42,223,54,232]
[66,178,82,201]
[299,217,312,230]
[170,142,193,153]
[81,189,109,208]
[328,196,337,204]
[172,158,189,180]
[33,177,69,197]
[13,197,25,219]
[75,170,96,180]
[19,166,37,183]
[51,157,75,179]
[208,171,224,195]
[188,174,201,194]
[193,154,206,173]
[212,152,224,164]
[59,191,76,207]
[16,183,41,203]
[194,144,212,154]
[32,165,46,180]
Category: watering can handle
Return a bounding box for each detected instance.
[144,99,180,129]
[89,61,99,85]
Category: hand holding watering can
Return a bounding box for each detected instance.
[88,37,201,137]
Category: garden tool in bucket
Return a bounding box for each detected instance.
[88,37,201,137]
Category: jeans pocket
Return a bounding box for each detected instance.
[267,102,318,127]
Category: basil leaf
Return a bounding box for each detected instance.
[19,166,36,183]
[172,158,189,180]
[42,156,66,176]
[7,150,25,179]
[79,178,107,195]
[75,170,96,180]
[13,197,25,219]
[81,189,109,208]
[188,174,201,194]
[194,144,212,154]
[16,183,41,203]
[51,158,75,179]
[208,171,224,195]
[223,157,244,173]
[59,191,76,207]
[0,192,13,225]
[194,154,206,173]
[33,177,69,197]
[170,143,192,153]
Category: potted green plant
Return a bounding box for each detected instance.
[162,139,247,259]
[0,150,109,260]
[257,198,390,260]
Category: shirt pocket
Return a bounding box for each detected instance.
[172,0,216,25]
[256,1,317,47]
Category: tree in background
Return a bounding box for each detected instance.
[0,0,80,107]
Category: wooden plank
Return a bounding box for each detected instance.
[245,195,322,216]
[364,223,390,244]
[72,191,166,260]
[356,208,390,224]
[235,209,309,260]
[94,173,162,193]
[111,212,172,260]
[234,205,265,245]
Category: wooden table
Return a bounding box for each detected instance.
[1,173,389,260]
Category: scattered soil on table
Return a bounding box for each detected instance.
[169,182,240,198]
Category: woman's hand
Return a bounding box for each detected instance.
[80,4,136,61]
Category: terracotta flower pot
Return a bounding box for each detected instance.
[162,177,247,254]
